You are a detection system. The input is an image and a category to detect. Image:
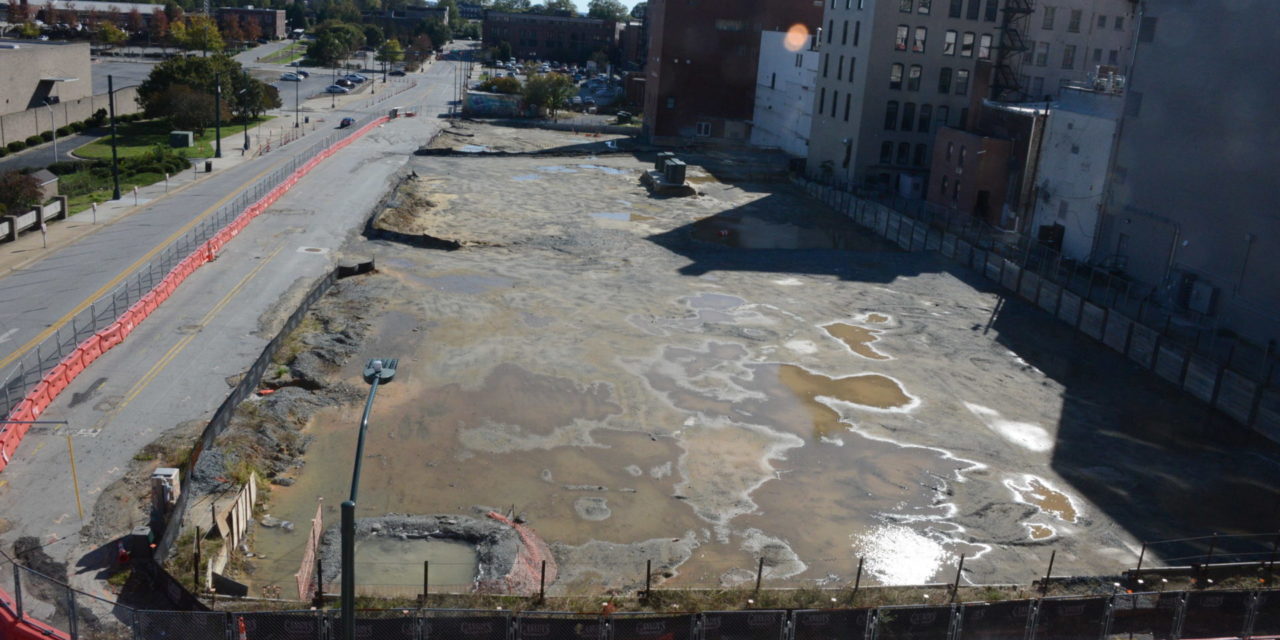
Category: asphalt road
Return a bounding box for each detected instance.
[91,58,155,96]
[0,132,103,174]
[0,50,459,594]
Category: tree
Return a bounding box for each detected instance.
[521,72,574,119]
[0,172,42,216]
[139,53,241,116]
[497,40,512,61]
[230,72,281,119]
[6,1,29,23]
[541,0,575,13]
[149,8,169,47]
[489,0,530,12]
[629,1,646,19]
[362,23,384,48]
[150,85,227,135]
[415,18,449,51]
[285,2,306,30]
[307,22,365,66]
[220,13,244,47]
[19,22,41,38]
[587,0,627,21]
[163,1,183,25]
[438,0,460,23]
[127,8,144,36]
[97,21,127,47]
[242,16,262,42]
[172,15,224,54]
[376,37,403,75]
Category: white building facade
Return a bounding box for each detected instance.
[1020,0,1135,100]
[1028,84,1123,261]
[750,30,819,158]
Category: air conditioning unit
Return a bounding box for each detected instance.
[1187,279,1218,315]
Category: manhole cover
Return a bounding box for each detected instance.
[299,247,328,254]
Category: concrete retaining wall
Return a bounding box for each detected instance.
[0,87,142,147]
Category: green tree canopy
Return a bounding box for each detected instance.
[362,23,384,48]
[307,21,366,66]
[438,0,461,23]
[587,0,627,20]
[139,54,278,124]
[521,72,575,119]
[490,0,531,12]
[376,38,404,64]
[0,171,42,215]
[629,1,645,18]
[414,18,450,51]
[96,21,128,46]
[171,15,224,53]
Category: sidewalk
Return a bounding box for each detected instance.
[0,111,332,276]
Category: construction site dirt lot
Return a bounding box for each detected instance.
[242,124,1280,597]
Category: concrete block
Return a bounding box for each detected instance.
[1079,302,1106,340]
[1214,370,1258,425]
[941,233,957,259]
[1154,345,1188,385]
[1038,281,1061,314]
[1000,260,1020,291]
[1102,312,1131,354]
[1182,355,1221,403]
[1057,290,1082,327]
[1018,271,1040,303]
[1254,388,1280,444]
[984,252,1002,282]
[1127,323,1159,369]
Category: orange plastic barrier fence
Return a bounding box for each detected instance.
[0,116,391,475]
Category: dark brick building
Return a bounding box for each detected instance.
[216,7,287,40]
[482,11,621,63]
[642,0,821,144]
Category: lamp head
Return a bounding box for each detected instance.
[363,358,398,384]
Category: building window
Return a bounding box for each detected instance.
[960,32,975,56]
[885,100,899,129]
[832,90,839,115]
[914,144,927,166]
[1092,48,1102,64]
[1097,14,1106,29]
[949,0,962,18]
[900,0,912,12]
[1070,143,1080,155]
[941,176,949,196]
[854,21,861,45]
[984,0,997,21]
[960,107,969,125]
[838,55,844,80]
[918,104,932,131]
[796,54,803,67]
[1031,76,1044,95]
[958,145,967,165]
[943,30,957,55]
[1035,41,1049,66]
[842,20,848,45]
[897,142,911,165]
[696,122,711,136]
[818,87,826,115]
[946,141,954,160]
[1067,9,1081,32]
[823,53,830,77]
[890,63,904,89]
[1114,16,1124,30]
[955,68,970,94]
[770,72,776,89]
[715,19,746,31]
[828,19,834,42]
[848,57,856,81]
[844,93,851,121]
[901,102,916,131]
[895,25,909,51]
[831,0,836,8]
[938,67,952,93]
[846,0,852,8]
[938,105,950,126]
[1062,44,1076,69]
[913,27,926,52]
[918,0,931,14]
[843,142,853,167]
[978,34,992,59]
[1108,49,1118,65]
[880,141,893,163]
[952,179,960,200]
[908,65,922,90]
[666,97,676,108]
[1042,6,1055,30]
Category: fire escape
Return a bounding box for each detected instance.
[991,0,1033,101]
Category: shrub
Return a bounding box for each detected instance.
[89,108,108,127]
[0,148,7,158]
[56,126,71,136]
[47,160,95,175]
[39,131,53,142]
[69,121,85,132]
[26,135,43,146]
[8,140,26,152]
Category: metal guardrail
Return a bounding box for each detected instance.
[0,121,370,421]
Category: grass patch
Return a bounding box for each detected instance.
[107,567,132,588]
[74,116,273,161]
[261,42,306,65]
[65,171,167,215]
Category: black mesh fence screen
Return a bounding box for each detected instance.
[957,600,1033,640]
[610,613,695,640]
[423,610,512,640]
[1105,592,1180,640]
[517,613,607,640]
[1031,597,1107,640]
[1252,589,1280,638]
[875,605,953,640]
[700,610,786,640]
[1179,590,1251,640]
[236,610,326,640]
[135,609,229,640]
[791,608,871,640]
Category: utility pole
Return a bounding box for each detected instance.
[214,76,223,158]
[108,75,122,200]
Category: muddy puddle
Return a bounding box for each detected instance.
[1006,476,1080,523]
[823,323,890,360]
[354,537,480,588]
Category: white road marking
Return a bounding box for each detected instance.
[0,328,18,344]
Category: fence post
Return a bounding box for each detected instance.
[852,556,863,603]
[12,563,22,619]
[1040,550,1055,596]
[950,554,965,604]
[422,560,429,606]
[538,560,546,603]
[643,559,651,601]
[66,581,78,640]
[754,557,764,594]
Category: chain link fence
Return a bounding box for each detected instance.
[0,120,375,421]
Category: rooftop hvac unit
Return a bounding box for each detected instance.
[655,151,676,171]
[1188,279,1218,315]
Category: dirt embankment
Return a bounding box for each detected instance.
[421,119,631,155]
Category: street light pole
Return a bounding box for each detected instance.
[108,74,122,200]
[44,100,58,164]
[214,76,223,158]
[340,358,397,640]
[294,73,300,128]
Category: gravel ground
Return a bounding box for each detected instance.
[233,124,1280,597]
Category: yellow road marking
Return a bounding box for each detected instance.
[116,244,286,411]
[0,156,296,372]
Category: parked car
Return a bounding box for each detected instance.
[343,74,367,83]
[338,117,356,128]
[389,70,406,76]
[296,70,310,78]
[288,60,302,67]
[324,84,350,94]
[335,78,355,88]
[280,72,301,81]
